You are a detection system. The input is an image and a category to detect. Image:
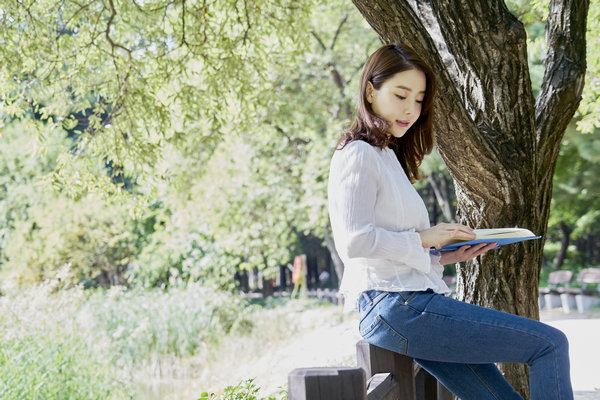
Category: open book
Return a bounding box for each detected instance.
[437,228,541,252]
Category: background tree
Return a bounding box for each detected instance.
[547,125,600,270]
[351,0,589,395]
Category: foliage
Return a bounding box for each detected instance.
[0,0,313,182]
[0,121,68,250]
[0,0,379,284]
[541,240,587,278]
[2,192,137,286]
[1,0,598,289]
[127,205,243,289]
[140,0,379,278]
[549,125,600,239]
[576,0,600,134]
[0,280,340,399]
[0,121,138,286]
[199,379,287,400]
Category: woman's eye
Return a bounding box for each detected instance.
[416,100,424,104]
[395,95,406,100]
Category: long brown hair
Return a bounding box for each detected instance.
[337,44,436,182]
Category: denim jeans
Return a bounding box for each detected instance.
[358,289,573,400]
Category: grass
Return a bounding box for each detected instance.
[0,278,338,399]
[0,281,127,399]
[0,279,258,399]
[0,331,124,400]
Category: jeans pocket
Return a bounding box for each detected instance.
[359,314,408,355]
[359,291,388,324]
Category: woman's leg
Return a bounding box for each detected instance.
[415,359,522,400]
[358,290,573,400]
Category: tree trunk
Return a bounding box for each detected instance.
[429,182,440,225]
[428,171,456,222]
[352,0,588,396]
[325,230,345,287]
[553,222,572,270]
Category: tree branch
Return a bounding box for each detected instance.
[181,0,187,46]
[311,30,352,118]
[535,0,589,173]
[330,14,348,50]
[311,31,327,51]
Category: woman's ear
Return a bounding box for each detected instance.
[366,82,375,104]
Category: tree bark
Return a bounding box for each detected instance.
[352,0,588,396]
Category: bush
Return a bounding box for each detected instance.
[2,193,137,287]
[199,379,287,400]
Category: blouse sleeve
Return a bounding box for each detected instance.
[429,253,445,277]
[328,142,431,273]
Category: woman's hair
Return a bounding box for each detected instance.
[338,43,436,182]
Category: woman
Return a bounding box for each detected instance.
[327,44,572,400]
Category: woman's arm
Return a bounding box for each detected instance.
[438,242,498,265]
[328,142,431,271]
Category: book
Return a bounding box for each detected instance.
[437,228,541,252]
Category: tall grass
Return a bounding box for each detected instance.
[85,284,252,374]
[0,331,124,400]
[0,280,127,399]
[0,279,255,399]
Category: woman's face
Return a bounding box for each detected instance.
[367,69,426,138]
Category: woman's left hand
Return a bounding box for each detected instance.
[438,242,498,265]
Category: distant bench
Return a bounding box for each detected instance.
[288,340,453,400]
[539,268,600,313]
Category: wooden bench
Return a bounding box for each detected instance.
[538,270,573,311]
[288,340,453,400]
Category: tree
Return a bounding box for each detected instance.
[0,0,313,189]
[351,0,589,396]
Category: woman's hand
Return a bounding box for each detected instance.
[418,223,477,250]
[438,242,498,265]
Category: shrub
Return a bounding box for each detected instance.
[199,379,287,400]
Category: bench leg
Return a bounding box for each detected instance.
[559,293,576,313]
[575,295,600,313]
[544,293,562,310]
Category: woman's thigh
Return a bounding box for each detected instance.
[358,290,565,364]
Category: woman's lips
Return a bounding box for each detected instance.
[396,120,410,128]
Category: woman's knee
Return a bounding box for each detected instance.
[530,324,569,364]
[547,325,569,351]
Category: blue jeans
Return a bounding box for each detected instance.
[358,290,573,400]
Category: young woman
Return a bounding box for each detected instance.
[327,44,573,400]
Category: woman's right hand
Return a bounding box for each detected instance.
[418,223,477,249]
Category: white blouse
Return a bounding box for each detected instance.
[328,140,451,312]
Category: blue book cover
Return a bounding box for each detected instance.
[436,228,542,252]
